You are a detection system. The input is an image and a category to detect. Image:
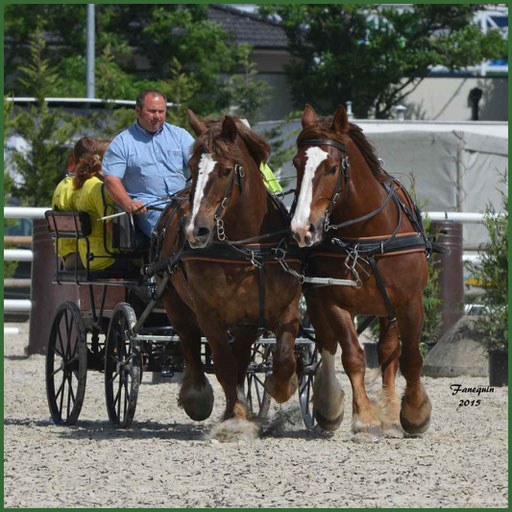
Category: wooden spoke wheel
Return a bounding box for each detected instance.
[46,301,88,425]
[245,342,272,419]
[297,343,319,429]
[104,303,141,429]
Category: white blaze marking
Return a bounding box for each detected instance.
[291,147,328,230]
[190,153,217,226]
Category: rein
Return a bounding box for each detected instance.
[212,162,292,246]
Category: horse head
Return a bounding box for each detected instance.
[185,109,270,249]
[291,104,351,247]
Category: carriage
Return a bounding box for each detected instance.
[44,207,320,429]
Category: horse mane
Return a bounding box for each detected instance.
[297,116,386,182]
[191,116,270,167]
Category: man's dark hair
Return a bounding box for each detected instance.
[136,90,167,109]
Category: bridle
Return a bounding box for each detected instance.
[211,162,245,242]
[295,138,396,233]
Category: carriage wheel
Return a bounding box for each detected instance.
[46,301,88,425]
[245,343,272,419]
[104,303,141,429]
[297,344,319,429]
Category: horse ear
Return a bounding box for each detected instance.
[222,116,238,143]
[301,104,317,128]
[187,108,206,136]
[332,105,349,134]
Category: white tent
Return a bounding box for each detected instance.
[254,119,508,248]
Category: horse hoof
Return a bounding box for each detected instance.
[400,394,432,435]
[314,407,344,432]
[264,373,298,403]
[383,423,404,438]
[178,381,214,421]
[400,410,431,435]
[352,422,383,438]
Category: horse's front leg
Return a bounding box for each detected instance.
[397,297,432,435]
[263,288,301,403]
[332,305,382,435]
[230,327,260,411]
[198,316,250,422]
[305,293,346,432]
[160,285,214,421]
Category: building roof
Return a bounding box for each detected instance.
[207,5,288,49]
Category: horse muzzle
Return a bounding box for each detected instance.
[290,219,323,248]
[186,221,214,249]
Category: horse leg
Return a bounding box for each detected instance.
[306,294,345,431]
[334,306,381,435]
[160,288,214,421]
[397,298,432,435]
[263,289,300,404]
[198,317,250,422]
[375,318,402,437]
[230,327,259,414]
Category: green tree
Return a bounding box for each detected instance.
[465,173,508,352]
[4,4,271,118]
[223,45,272,124]
[7,28,82,207]
[259,5,507,118]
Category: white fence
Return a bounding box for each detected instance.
[4,207,487,318]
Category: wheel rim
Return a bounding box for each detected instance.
[298,345,319,429]
[105,304,140,428]
[46,302,87,425]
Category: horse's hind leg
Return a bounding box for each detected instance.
[160,287,214,421]
[375,318,402,437]
[263,289,300,404]
[306,294,345,432]
[397,298,432,435]
[333,306,381,435]
[230,327,259,413]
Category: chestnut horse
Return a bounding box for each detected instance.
[290,104,432,437]
[153,111,301,431]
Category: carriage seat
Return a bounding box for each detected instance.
[45,210,142,284]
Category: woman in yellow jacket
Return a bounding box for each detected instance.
[52,137,103,269]
[72,141,138,275]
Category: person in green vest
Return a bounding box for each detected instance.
[240,118,282,194]
[259,161,283,194]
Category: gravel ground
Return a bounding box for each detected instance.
[4,321,508,508]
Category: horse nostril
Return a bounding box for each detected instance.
[196,227,210,239]
[305,235,312,246]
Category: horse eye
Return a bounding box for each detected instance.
[222,168,232,177]
[327,165,337,175]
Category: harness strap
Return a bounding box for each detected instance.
[367,256,396,323]
[299,139,347,153]
[326,179,395,231]
[257,264,266,336]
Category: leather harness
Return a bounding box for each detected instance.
[295,138,438,323]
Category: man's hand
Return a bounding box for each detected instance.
[104,175,147,214]
[126,200,147,214]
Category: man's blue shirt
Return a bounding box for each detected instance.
[102,121,194,205]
